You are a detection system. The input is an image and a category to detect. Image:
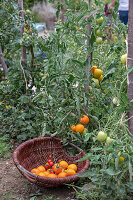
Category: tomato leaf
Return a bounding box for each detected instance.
[84,133,91,142]
[91,147,103,151]
[76,153,93,162]
[101,168,121,176]
[124,67,133,76]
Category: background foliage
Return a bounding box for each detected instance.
[0,0,133,199]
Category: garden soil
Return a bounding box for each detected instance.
[0,158,76,200]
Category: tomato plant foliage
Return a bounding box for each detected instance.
[0,0,133,199]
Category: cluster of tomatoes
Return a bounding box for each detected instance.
[31,155,78,178]
[71,115,89,133]
[91,66,103,82]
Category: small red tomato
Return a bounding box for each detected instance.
[48,159,52,164]
[58,159,61,163]
[49,155,52,159]
[44,162,50,170]
[49,162,54,166]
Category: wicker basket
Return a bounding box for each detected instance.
[13,137,89,187]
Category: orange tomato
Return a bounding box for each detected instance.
[38,172,46,177]
[94,69,102,78]
[31,168,40,175]
[66,169,76,176]
[53,163,62,174]
[68,164,77,172]
[37,165,46,172]
[75,124,85,133]
[47,174,57,178]
[58,172,67,178]
[71,125,76,132]
[80,115,89,125]
[91,66,98,74]
[59,161,68,169]
[43,171,50,177]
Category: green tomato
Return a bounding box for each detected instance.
[97,131,107,142]
[89,86,92,93]
[121,54,127,65]
[26,9,31,15]
[96,37,102,45]
[112,97,119,106]
[96,17,103,24]
[96,29,101,36]
[106,137,113,145]
[92,78,100,88]
[82,128,88,136]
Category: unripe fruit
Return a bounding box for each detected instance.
[96,37,103,45]
[96,29,101,36]
[112,97,119,106]
[106,137,113,145]
[121,54,127,65]
[97,131,107,142]
[92,78,100,88]
[96,17,103,24]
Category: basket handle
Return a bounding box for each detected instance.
[17,164,37,183]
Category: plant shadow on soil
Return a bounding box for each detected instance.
[0,158,76,200]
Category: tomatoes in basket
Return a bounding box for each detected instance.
[59,161,68,169]
[66,169,76,176]
[58,172,67,178]
[53,163,63,174]
[37,165,45,172]
[68,164,77,172]
[48,173,58,178]
[31,168,40,175]
[44,162,50,170]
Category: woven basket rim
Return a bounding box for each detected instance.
[13,137,89,186]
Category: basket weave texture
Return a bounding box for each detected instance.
[13,137,89,187]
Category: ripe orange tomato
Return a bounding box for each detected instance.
[75,124,85,133]
[58,172,67,178]
[66,169,76,176]
[94,69,102,78]
[53,164,63,174]
[59,161,68,169]
[37,165,46,172]
[71,125,76,132]
[67,164,77,172]
[91,66,97,74]
[31,168,40,175]
[38,172,46,177]
[80,115,89,125]
[43,171,50,177]
[47,173,57,178]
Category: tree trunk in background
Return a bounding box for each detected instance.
[127,0,133,134]
[85,0,92,112]
[18,0,27,62]
[0,44,8,75]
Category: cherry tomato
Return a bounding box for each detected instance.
[49,155,52,159]
[44,162,50,170]
[49,162,54,166]
[48,159,52,164]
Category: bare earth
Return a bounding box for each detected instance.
[0,158,76,200]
